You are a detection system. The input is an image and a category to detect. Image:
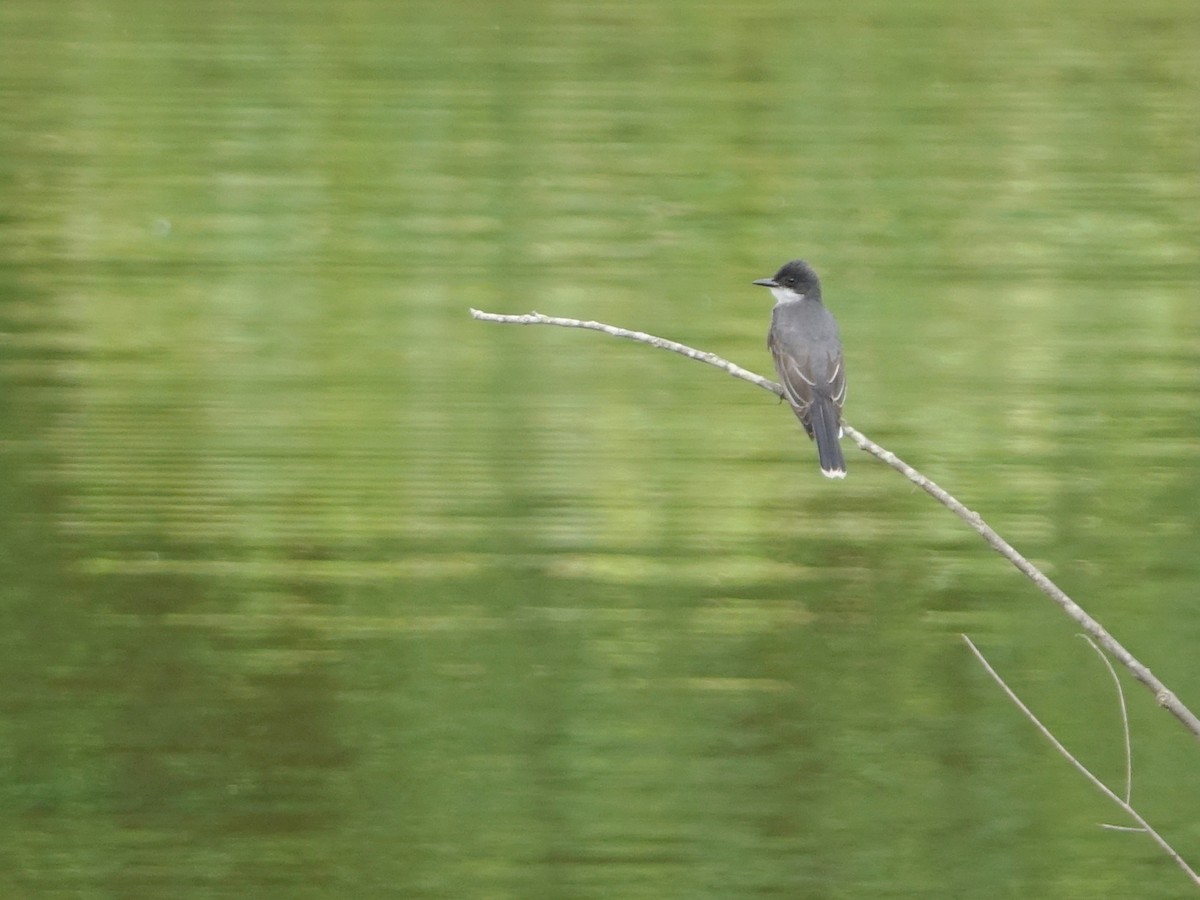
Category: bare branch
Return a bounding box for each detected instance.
[469,308,779,393]
[841,426,1200,743]
[470,307,1200,743]
[963,636,1200,887]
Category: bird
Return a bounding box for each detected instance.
[753,259,847,478]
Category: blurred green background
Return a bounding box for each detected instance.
[2,1,1198,896]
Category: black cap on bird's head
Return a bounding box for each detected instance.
[752,259,821,300]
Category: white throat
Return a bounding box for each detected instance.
[770,287,806,306]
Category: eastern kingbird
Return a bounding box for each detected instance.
[754,259,847,479]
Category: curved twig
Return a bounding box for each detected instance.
[1080,634,1135,808]
[469,307,1200,742]
[963,636,1199,887]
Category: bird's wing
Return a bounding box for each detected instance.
[826,348,847,411]
[768,330,815,415]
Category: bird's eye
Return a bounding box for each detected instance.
[784,277,795,286]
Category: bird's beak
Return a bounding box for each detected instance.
[752,278,778,288]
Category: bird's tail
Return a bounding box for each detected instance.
[810,396,846,479]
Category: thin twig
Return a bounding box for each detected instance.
[963,636,1199,887]
[1079,634,1135,808]
[469,307,1200,743]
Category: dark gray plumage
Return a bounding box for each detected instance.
[754,259,847,478]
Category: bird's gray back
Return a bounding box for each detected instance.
[770,300,841,378]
